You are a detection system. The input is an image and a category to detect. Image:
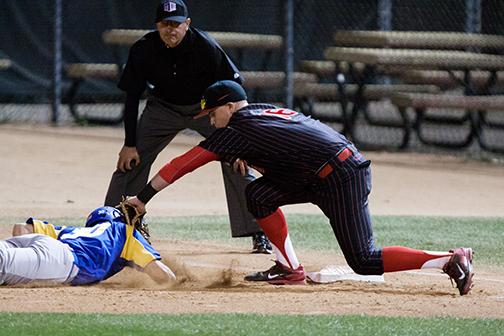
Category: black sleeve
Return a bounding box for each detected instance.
[212,45,243,85]
[123,93,141,147]
[118,44,148,95]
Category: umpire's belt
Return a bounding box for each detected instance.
[316,147,353,178]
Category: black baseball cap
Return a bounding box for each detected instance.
[195,80,248,119]
[155,0,189,23]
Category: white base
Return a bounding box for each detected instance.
[306,265,385,283]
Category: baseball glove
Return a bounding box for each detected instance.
[116,197,151,244]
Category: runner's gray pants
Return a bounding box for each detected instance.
[0,234,77,285]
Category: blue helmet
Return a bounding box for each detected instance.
[85,206,123,227]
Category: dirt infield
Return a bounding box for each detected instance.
[1,124,504,317]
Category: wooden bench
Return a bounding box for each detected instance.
[241,71,317,89]
[63,63,123,124]
[66,63,119,79]
[298,60,337,78]
[324,47,504,70]
[65,63,316,88]
[102,29,283,49]
[396,70,504,90]
[64,63,316,123]
[102,29,282,70]
[294,82,440,138]
[391,93,504,152]
[323,46,504,146]
[299,60,504,91]
[298,59,504,131]
[333,30,504,51]
[294,83,439,100]
[299,59,394,77]
[63,30,285,124]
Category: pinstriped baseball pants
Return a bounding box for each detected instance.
[245,150,384,275]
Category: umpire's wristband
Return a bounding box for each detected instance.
[137,182,158,204]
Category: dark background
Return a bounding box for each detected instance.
[1,0,503,102]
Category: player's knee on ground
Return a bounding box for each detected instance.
[344,250,384,275]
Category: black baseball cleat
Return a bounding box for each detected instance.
[443,247,474,295]
[251,232,273,254]
[244,261,305,285]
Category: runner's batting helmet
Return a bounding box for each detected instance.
[85,206,123,227]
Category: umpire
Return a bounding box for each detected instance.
[104,0,272,254]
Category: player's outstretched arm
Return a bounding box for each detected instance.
[131,146,219,209]
[143,260,176,284]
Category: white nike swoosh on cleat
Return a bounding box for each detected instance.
[267,274,281,280]
[456,264,466,280]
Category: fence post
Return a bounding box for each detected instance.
[283,0,294,109]
[378,0,392,31]
[51,0,62,124]
[378,0,392,84]
[465,0,481,33]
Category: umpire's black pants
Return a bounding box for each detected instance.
[105,96,261,237]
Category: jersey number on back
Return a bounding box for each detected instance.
[262,108,297,119]
[60,222,111,240]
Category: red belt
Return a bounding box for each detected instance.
[317,147,352,178]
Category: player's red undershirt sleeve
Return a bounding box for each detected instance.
[158,146,219,184]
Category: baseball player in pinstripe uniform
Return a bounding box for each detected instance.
[127,80,474,296]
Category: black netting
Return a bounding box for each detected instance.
[482,0,504,35]
[1,0,503,156]
[294,1,378,62]
[393,0,466,32]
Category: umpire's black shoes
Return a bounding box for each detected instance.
[251,232,273,254]
[244,261,305,285]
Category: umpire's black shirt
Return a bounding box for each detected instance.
[119,27,242,105]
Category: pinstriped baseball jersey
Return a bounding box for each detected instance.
[200,103,383,274]
[199,104,351,185]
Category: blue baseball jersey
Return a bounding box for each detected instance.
[199,104,351,185]
[28,217,161,285]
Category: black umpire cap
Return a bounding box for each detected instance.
[155,0,189,23]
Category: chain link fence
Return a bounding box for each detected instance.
[1,0,503,155]
[293,0,504,154]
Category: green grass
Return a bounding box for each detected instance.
[2,214,502,266]
[0,313,502,336]
[0,214,503,333]
[145,214,504,267]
